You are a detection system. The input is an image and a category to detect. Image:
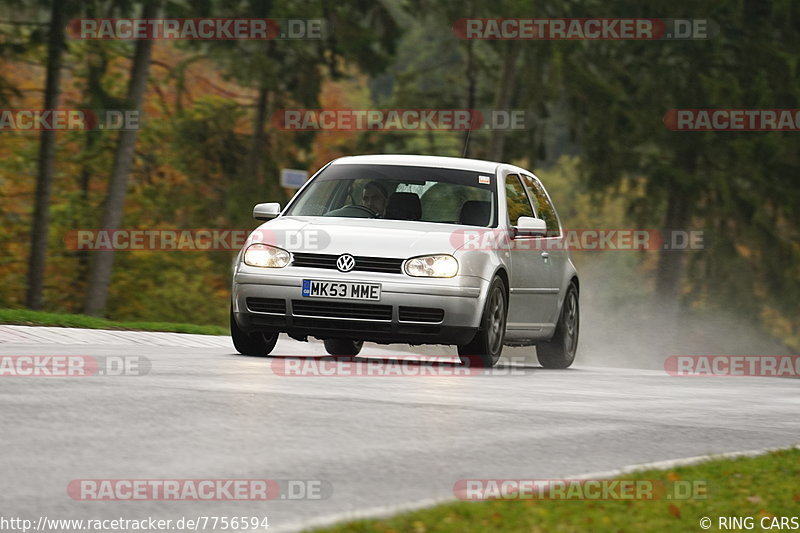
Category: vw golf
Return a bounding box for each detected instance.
[230,155,579,368]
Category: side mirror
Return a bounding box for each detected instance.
[253,202,281,221]
[515,216,547,237]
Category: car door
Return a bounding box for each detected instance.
[520,173,565,326]
[503,173,555,333]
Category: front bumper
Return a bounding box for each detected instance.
[232,268,488,345]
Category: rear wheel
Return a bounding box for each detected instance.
[458,277,507,368]
[230,309,279,357]
[323,338,363,357]
[537,283,579,369]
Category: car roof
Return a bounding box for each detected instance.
[330,154,503,174]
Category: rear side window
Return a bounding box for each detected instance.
[504,174,534,225]
[520,174,560,235]
[421,182,492,224]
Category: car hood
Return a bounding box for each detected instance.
[247,216,466,258]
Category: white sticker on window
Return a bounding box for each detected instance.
[478,175,491,184]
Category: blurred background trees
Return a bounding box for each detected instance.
[0,0,797,352]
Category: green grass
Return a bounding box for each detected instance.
[315,447,800,533]
[0,308,227,336]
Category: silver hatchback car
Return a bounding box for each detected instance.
[231,155,579,368]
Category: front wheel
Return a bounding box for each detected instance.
[230,309,279,356]
[537,283,579,369]
[458,277,507,368]
[323,338,363,357]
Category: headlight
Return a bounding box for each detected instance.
[243,243,291,268]
[404,255,458,278]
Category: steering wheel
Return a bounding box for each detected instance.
[341,204,379,217]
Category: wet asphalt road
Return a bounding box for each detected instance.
[0,326,797,532]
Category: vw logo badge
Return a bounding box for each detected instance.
[336,254,356,272]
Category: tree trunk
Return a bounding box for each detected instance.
[84,1,157,316]
[655,190,690,299]
[230,83,273,224]
[238,0,275,212]
[245,85,269,189]
[25,0,67,310]
[655,146,696,305]
[77,40,110,290]
[488,44,520,162]
[75,127,96,290]
[461,39,476,157]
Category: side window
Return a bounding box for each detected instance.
[520,174,560,235]
[504,174,534,226]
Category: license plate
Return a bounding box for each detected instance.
[302,279,381,301]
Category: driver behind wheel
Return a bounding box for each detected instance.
[361,181,389,216]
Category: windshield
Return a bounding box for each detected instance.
[285,164,497,227]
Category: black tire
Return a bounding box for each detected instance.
[458,277,507,368]
[323,338,363,357]
[230,309,279,356]
[537,283,579,369]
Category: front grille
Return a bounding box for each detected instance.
[246,297,286,314]
[291,300,392,321]
[292,317,393,332]
[291,253,404,274]
[398,306,445,323]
